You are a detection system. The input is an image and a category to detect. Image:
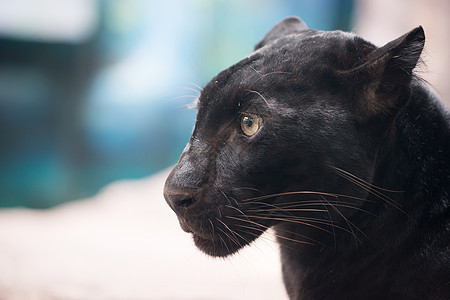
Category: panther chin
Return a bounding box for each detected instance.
[176,216,256,257]
[192,233,244,257]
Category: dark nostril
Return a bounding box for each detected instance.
[177,197,196,208]
[165,192,197,212]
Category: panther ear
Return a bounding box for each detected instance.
[342,26,425,120]
[255,16,308,50]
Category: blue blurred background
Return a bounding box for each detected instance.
[0,0,353,208]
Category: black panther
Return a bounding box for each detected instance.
[164,17,449,299]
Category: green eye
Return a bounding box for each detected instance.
[240,113,262,136]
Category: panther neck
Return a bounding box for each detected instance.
[278,80,450,299]
[373,79,449,223]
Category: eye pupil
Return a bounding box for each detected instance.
[243,116,253,127]
[240,113,262,136]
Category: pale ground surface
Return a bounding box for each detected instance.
[0,169,287,300]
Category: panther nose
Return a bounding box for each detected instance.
[164,190,197,214]
[164,145,205,215]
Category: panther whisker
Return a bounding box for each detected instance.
[334,169,397,203]
[247,66,293,89]
[249,208,329,213]
[260,71,294,78]
[331,167,414,222]
[330,166,403,193]
[187,82,203,94]
[240,191,376,204]
[180,86,202,95]
[234,227,305,254]
[208,218,215,236]
[247,203,376,217]
[319,195,337,250]
[245,200,337,209]
[234,223,316,246]
[219,189,233,206]
[245,200,376,217]
[228,215,333,235]
[225,205,252,223]
[168,94,199,102]
[216,224,242,249]
[216,231,232,254]
[232,216,317,246]
[263,231,322,254]
[216,217,250,246]
[273,226,329,248]
[245,89,270,107]
[239,197,373,244]
[232,186,266,195]
[229,212,363,249]
[319,195,366,247]
[234,212,359,238]
[207,218,217,250]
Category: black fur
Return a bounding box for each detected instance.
[164,17,450,299]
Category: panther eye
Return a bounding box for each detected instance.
[240,113,262,136]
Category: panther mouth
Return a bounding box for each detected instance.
[177,217,193,234]
[176,216,216,241]
[177,216,219,242]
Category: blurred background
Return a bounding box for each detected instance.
[0,0,448,299]
[1,0,448,209]
[0,0,355,208]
